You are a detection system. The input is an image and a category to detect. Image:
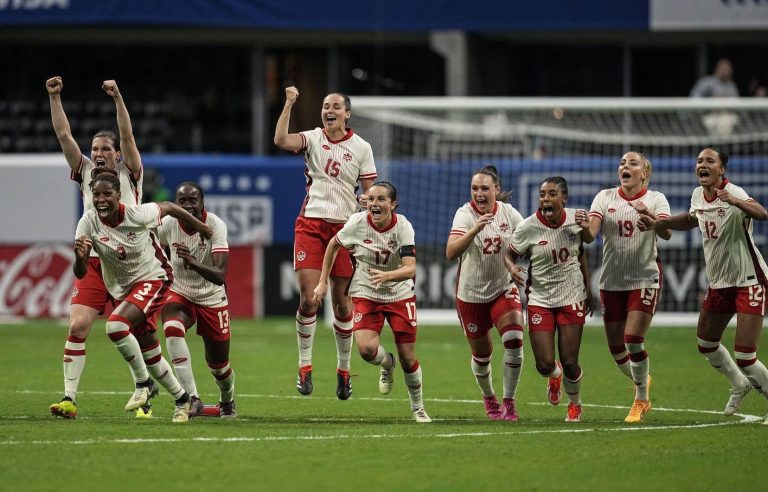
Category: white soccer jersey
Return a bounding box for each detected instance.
[589,187,670,290]
[336,211,415,303]
[157,210,229,307]
[75,203,171,300]
[510,208,587,308]
[689,179,768,289]
[449,201,524,303]
[299,128,377,222]
[71,155,143,212]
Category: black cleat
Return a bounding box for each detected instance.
[336,369,352,400]
[297,365,313,395]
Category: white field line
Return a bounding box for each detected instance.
[1,390,763,445]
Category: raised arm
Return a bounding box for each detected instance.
[312,236,343,303]
[102,80,142,177]
[273,86,304,152]
[718,190,768,221]
[46,76,82,171]
[446,213,493,261]
[158,202,213,238]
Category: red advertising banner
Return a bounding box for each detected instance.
[0,244,261,319]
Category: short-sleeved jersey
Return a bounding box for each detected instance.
[449,201,524,303]
[336,211,415,303]
[72,155,143,212]
[510,208,587,308]
[75,203,171,300]
[589,187,671,290]
[689,179,768,289]
[299,128,377,222]
[157,210,229,307]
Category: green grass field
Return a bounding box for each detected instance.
[1,318,767,491]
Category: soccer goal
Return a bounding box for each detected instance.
[350,97,768,325]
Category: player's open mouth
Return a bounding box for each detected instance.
[96,205,110,217]
[371,208,382,217]
[325,115,337,124]
[698,169,710,178]
[542,205,555,218]
[95,159,106,167]
[621,172,631,180]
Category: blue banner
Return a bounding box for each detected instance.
[0,0,648,31]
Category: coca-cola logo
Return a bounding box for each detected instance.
[0,244,74,318]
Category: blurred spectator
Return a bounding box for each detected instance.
[748,77,767,98]
[689,58,739,98]
[142,167,171,203]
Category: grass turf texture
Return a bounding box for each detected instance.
[1,319,766,491]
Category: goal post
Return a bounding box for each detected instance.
[349,97,768,326]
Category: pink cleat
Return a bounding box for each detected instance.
[483,395,503,420]
[501,398,518,421]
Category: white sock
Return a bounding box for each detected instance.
[142,342,185,400]
[609,344,633,379]
[63,335,86,401]
[333,314,354,372]
[626,336,650,400]
[210,361,235,403]
[563,369,583,405]
[471,354,495,397]
[296,309,316,367]
[501,328,524,400]
[106,319,148,383]
[735,347,768,397]
[698,338,750,388]
[366,346,393,369]
[403,361,424,410]
[164,320,198,397]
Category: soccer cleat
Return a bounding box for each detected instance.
[125,380,159,412]
[379,352,396,395]
[565,402,583,422]
[220,400,237,418]
[336,369,352,400]
[624,399,651,423]
[483,395,503,420]
[173,394,191,423]
[547,361,563,405]
[412,407,432,423]
[501,398,518,422]
[49,398,77,419]
[296,365,313,395]
[188,395,204,418]
[135,401,153,419]
[724,381,752,416]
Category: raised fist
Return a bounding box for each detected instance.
[46,76,63,95]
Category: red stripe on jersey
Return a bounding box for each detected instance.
[618,187,648,201]
[588,211,603,219]
[742,219,768,285]
[150,231,174,284]
[71,154,85,183]
[299,133,307,152]
[322,127,354,144]
[359,172,377,179]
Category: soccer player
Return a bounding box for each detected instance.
[312,182,430,422]
[73,169,212,422]
[582,151,671,423]
[47,77,145,418]
[446,165,525,421]
[159,182,236,418]
[639,148,768,423]
[507,177,593,422]
[274,86,377,399]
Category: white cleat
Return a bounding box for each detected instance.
[724,382,752,416]
[412,407,432,423]
[379,353,396,395]
[173,399,191,423]
[125,381,159,412]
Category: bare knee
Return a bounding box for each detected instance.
[535,361,555,376]
[68,317,93,339]
[298,296,319,315]
[357,341,379,361]
[561,361,581,379]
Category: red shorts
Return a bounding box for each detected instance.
[456,288,523,339]
[528,302,586,332]
[164,291,231,341]
[703,285,766,316]
[118,280,170,335]
[352,296,417,344]
[71,257,115,314]
[600,288,659,323]
[294,216,353,277]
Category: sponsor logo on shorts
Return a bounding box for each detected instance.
[531,313,542,325]
[296,250,306,261]
[600,303,606,314]
[71,288,79,298]
[643,300,652,305]
[466,323,478,333]
[354,312,363,323]
[577,312,584,317]
[750,301,759,307]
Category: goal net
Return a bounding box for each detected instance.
[350,97,768,325]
